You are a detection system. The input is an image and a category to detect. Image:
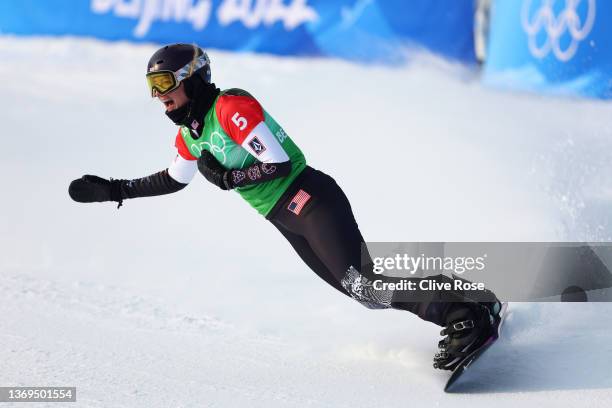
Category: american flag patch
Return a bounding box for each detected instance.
[287,189,311,215]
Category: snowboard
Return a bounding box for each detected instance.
[444,302,509,392]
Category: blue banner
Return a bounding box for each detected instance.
[0,0,476,64]
[484,0,612,99]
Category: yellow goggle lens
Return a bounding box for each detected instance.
[146,71,177,96]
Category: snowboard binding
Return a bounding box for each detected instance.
[433,301,502,371]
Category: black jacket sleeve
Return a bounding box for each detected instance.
[119,169,187,199]
[227,161,291,188]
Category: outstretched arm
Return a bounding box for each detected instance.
[120,162,191,199]
[69,149,198,207]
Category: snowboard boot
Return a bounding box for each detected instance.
[433,302,499,371]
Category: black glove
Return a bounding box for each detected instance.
[68,175,124,207]
[197,151,232,190]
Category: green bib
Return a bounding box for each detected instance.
[180,91,306,216]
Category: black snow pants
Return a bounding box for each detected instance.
[267,166,471,327]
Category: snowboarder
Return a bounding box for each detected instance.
[68,43,501,370]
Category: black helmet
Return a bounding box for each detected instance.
[146,43,211,97]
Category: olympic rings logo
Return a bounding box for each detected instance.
[190,131,227,164]
[521,0,596,62]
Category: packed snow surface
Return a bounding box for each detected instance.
[1,37,612,407]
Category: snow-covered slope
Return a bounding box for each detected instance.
[1,37,612,407]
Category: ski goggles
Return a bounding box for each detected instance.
[146,52,210,97]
